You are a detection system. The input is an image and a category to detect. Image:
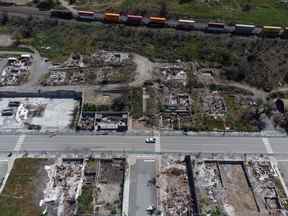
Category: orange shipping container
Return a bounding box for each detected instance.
[104,13,120,23]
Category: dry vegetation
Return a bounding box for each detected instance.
[0,159,50,216]
[2,16,288,91]
[71,0,288,26]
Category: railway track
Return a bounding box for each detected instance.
[0,5,287,39]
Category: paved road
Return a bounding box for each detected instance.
[21,135,154,152]
[129,158,156,216]
[0,135,19,151]
[0,135,286,154]
[161,136,267,153]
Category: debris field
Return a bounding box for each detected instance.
[159,157,194,216]
[0,97,78,132]
[42,51,135,86]
[194,160,288,216]
[0,54,32,86]
[78,111,128,132]
[77,158,125,216]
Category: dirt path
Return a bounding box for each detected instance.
[216,81,268,100]
[271,86,288,94]
[20,46,50,87]
[129,54,154,87]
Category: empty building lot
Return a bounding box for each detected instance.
[0,157,125,216]
[78,111,128,132]
[42,51,135,86]
[219,163,258,216]
[159,156,195,216]
[0,97,79,132]
[194,160,288,216]
[78,158,125,216]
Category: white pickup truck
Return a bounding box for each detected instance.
[145,137,156,144]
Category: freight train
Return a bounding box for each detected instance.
[49,9,288,38]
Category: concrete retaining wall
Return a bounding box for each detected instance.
[0,90,82,100]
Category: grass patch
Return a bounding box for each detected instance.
[77,185,94,215]
[274,177,287,199]
[15,18,204,62]
[122,0,288,26]
[189,94,258,132]
[24,23,99,62]
[190,114,225,131]
[224,95,258,131]
[0,158,46,216]
[73,0,288,25]
[128,87,142,119]
[83,103,111,112]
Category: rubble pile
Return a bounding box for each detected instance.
[0,55,32,86]
[78,110,128,132]
[46,70,66,86]
[94,112,128,132]
[195,162,222,202]
[45,67,89,86]
[43,51,134,86]
[160,64,187,86]
[247,161,288,214]
[160,162,193,216]
[89,50,130,66]
[69,69,86,85]
[194,162,223,214]
[164,93,191,112]
[203,92,227,116]
[194,161,269,216]
[41,159,84,216]
[78,112,95,131]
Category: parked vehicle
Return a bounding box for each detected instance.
[1,109,13,116]
[145,137,156,144]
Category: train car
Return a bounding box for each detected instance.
[233,24,255,35]
[261,26,282,37]
[148,16,167,27]
[176,19,195,30]
[104,13,120,23]
[206,22,225,33]
[126,15,143,25]
[50,9,73,19]
[77,11,95,21]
